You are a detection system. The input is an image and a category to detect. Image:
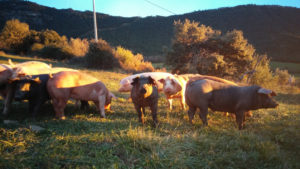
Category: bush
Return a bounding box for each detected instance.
[246,55,275,88]
[274,68,290,85]
[115,46,154,72]
[69,38,89,57]
[0,19,30,53]
[166,19,255,79]
[40,29,68,46]
[197,52,227,75]
[85,40,119,69]
[37,45,73,60]
[30,43,44,52]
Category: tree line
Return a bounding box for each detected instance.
[0,19,154,72]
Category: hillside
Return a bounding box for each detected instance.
[0,1,300,62]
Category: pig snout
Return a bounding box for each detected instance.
[270,100,279,108]
[164,87,172,95]
[140,87,147,94]
[264,98,279,108]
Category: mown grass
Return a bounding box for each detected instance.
[0,54,300,169]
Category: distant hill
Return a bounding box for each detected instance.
[1,1,300,62]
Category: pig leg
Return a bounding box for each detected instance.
[2,85,15,115]
[198,107,208,126]
[52,98,67,120]
[98,94,106,118]
[167,98,173,110]
[80,101,89,110]
[235,111,245,130]
[180,95,186,110]
[188,106,196,124]
[142,107,145,115]
[134,104,144,124]
[29,99,40,118]
[150,104,158,126]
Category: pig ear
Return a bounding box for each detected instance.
[148,76,157,85]
[158,78,165,84]
[8,59,15,67]
[8,77,21,83]
[258,88,275,96]
[270,91,277,96]
[31,77,41,84]
[131,77,140,86]
[12,67,26,78]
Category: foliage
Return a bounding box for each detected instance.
[0,19,30,53]
[37,45,74,60]
[274,68,290,85]
[0,19,91,60]
[115,46,154,73]
[85,40,119,69]
[30,43,44,52]
[167,19,255,79]
[39,29,68,46]
[69,38,89,57]
[248,55,276,88]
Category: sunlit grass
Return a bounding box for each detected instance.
[0,54,299,168]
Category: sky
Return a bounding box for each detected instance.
[28,0,300,17]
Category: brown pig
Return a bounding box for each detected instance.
[185,79,278,129]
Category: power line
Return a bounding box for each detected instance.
[144,0,177,15]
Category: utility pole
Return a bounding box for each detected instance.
[93,0,98,42]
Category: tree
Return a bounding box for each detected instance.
[40,29,68,47]
[115,46,154,72]
[0,19,30,53]
[166,19,256,79]
[85,39,119,69]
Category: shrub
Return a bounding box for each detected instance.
[69,38,89,57]
[115,46,154,72]
[85,40,119,69]
[30,43,44,52]
[274,68,290,85]
[166,19,255,79]
[40,29,68,46]
[197,52,228,75]
[37,45,73,60]
[246,55,275,88]
[0,19,30,53]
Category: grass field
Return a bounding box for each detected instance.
[0,54,300,169]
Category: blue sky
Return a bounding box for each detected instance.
[28,0,300,17]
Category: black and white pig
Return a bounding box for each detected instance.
[11,74,51,118]
[185,79,279,129]
[131,76,159,126]
[12,74,88,118]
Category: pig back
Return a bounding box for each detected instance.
[208,85,259,113]
[51,71,99,88]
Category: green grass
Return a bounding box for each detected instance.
[0,54,300,169]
